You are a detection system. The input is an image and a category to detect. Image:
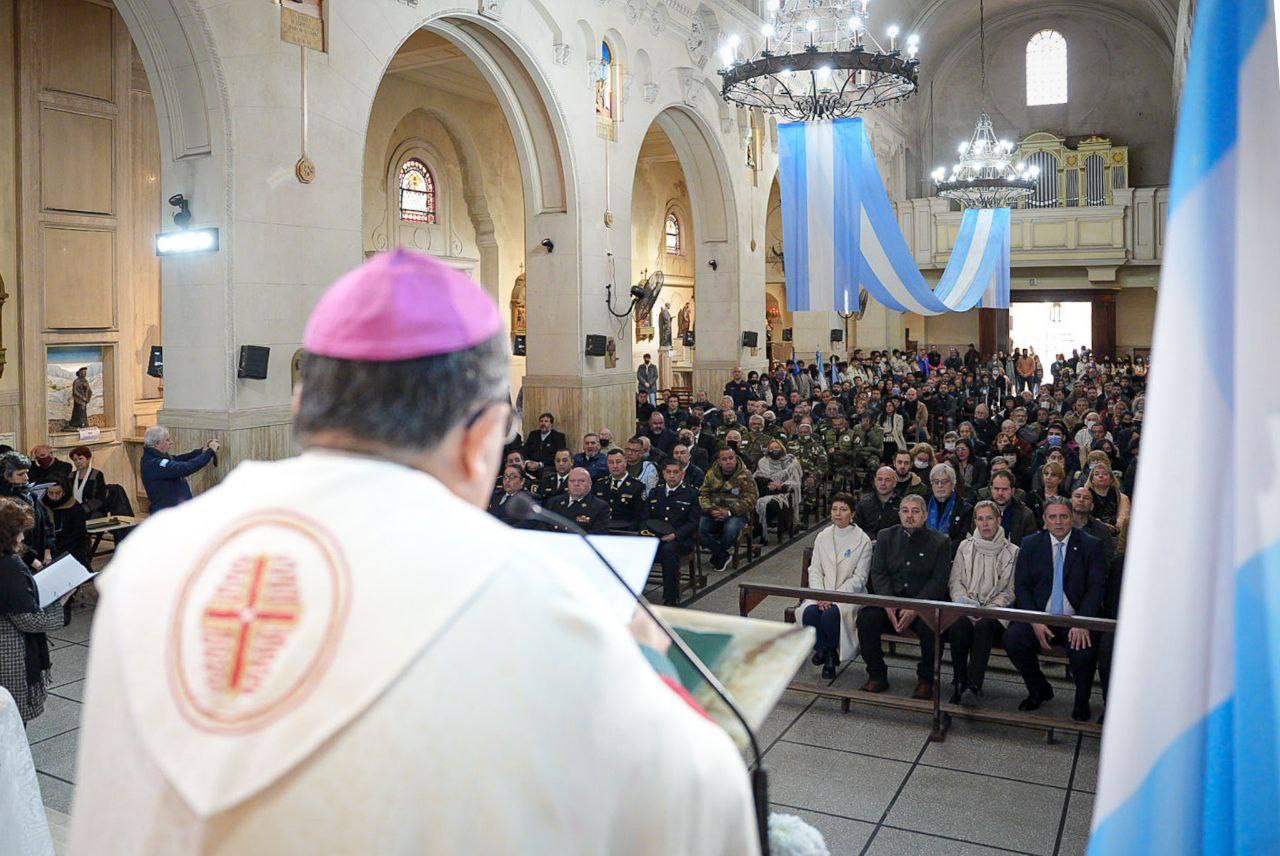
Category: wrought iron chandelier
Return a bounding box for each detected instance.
[931,0,1036,208]
[717,0,920,122]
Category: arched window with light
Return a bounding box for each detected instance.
[1026,30,1067,106]
[664,211,682,255]
[398,158,437,224]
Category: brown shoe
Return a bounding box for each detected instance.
[860,678,890,694]
[911,680,935,700]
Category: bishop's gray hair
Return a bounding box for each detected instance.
[294,333,510,452]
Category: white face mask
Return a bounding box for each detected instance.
[944,441,956,451]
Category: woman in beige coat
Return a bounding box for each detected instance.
[799,494,873,679]
[948,500,1018,703]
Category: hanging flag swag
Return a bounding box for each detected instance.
[777,117,1010,316]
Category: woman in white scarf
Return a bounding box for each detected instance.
[948,500,1018,703]
[753,439,802,545]
[798,494,872,679]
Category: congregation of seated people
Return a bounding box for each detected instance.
[486,346,1138,708]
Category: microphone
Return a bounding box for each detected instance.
[506,492,771,855]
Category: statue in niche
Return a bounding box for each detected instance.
[658,302,672,348]
[510,270,527,335]
[69,367,92,429]
[678,300,694,339]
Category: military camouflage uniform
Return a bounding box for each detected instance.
[850,423,885,486]
[823,426,860,492]
[787,434,829,516]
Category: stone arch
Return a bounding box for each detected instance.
[370,13,574,220]
[651,106,736,246]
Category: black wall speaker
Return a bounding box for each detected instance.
[146,346,164,378]
[830,329,844,343]
[512,334,527,357]
[682,332,695,347]
[237,345,270,380]
[742,331,759,348]
[584,334,607,357]
[782,328,793,342]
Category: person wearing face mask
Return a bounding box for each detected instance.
[27,446,72,487]
[909,443,937,477]
[752,440,802,545]
[891,450,928,500]
[799,494,873,679]
[42,477,89,567]
[0,454,54,570]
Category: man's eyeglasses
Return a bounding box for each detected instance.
[465,398,519,445]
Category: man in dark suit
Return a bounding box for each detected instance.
[545,468,611,533]
[522,412,567,476]
[856,467,901,539]
[535,450,574,500]
[660,393,689,431]
[671,444,705,489]
[1004,495,1107,721]
[925,464,974,557]
[592,449,646,531]
[488,465,536,528]
[987,470,1037,545]
[641,411,678,458]
[645,460,701,606]
[682,419,717,469]
[855,494,953,699]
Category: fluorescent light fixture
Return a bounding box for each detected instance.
[155,227,219,256]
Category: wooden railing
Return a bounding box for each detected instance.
[738,582,1117,741]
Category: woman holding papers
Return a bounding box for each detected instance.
[799,494,873,679]
[0,498,71,723]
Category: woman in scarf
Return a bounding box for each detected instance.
[948,501,1018,703]
[69,445,108,518]
[799,494,872,679]
[753,439,802,545]
[0,453,54,570]
[43,477,89,567]
[0,498,71,723]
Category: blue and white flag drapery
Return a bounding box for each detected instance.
[778,117,1010,316]
[1089,1,1280,854]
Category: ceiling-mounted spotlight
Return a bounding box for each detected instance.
[168,193,192,229]
[708,259,719,271]
[540,238,555,253]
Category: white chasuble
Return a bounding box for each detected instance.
[69,452,757,855]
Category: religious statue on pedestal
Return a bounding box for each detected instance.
[509,271,527,336]
[678,299,693,339]
[658,303,672,348]
[69,367,91,429]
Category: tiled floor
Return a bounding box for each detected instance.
[676,528,1102,856]
[32,530,1101,855]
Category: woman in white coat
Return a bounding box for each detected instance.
[799,493,873,679]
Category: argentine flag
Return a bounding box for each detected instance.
[1089,1,1280,853]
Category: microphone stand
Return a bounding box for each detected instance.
[509,494,771,855]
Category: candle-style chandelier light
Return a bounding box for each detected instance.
[717,0,920,122]
[931,0,1037,208]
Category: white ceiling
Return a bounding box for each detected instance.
[387,30,498,104]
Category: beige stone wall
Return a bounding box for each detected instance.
[1117,287,1157,352]
[0,0,18,438]
[362,72,526,400]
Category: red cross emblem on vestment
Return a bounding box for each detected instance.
[200,554,303,698]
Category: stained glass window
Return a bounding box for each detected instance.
[1026,30,1067,106]
[664,212,681,254]
[399,158,437,224]
[596,41,614,122]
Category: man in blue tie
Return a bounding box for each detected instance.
[1004,495,1107,721]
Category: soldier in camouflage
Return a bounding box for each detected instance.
[823,412,860,493]
[787,419,829,519]
[851,410,886,488]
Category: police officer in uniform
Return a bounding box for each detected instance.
[545,467,612,533]
[593,449,646,531]
[535,450,574,500]
[644,460,702,606]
